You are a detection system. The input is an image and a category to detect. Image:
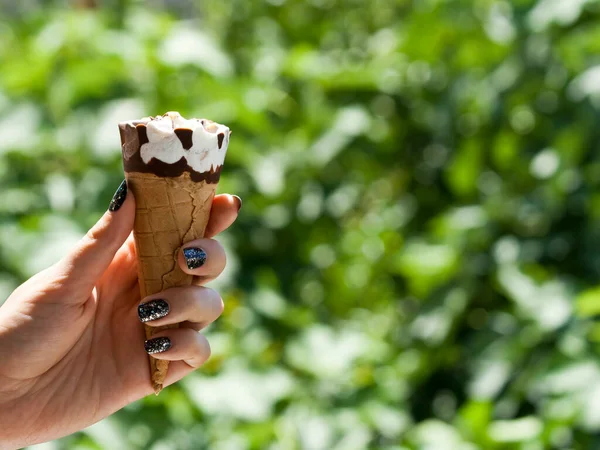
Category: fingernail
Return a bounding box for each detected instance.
[138,299,170,323]
[145,337,172,354]
[183,247,207,270]
[109,180,127,212]
[232,195,242,211]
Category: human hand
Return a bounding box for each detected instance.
[0,182,240,449]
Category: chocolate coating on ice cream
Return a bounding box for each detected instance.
[174,128,194,150]
[118,112,230,183]
[137,124,149,146]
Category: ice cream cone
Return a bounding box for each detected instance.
[118,112,230,394]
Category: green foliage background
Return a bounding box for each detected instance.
[2,0,600,448]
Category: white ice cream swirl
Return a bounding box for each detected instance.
[136,112,230,173]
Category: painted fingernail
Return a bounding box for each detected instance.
[183,247,207,270]
[145,337,172,354]
[109,180,127,212]
[232,195,242,211]
[138,299,170,323]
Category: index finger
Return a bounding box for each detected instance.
[204,194,241,238]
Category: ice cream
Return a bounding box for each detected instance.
[120,112,230,180]
[118,111,230,394]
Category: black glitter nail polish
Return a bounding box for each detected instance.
[145,337,172,354]
[183,247,207,270]
[109,180,127,212]
[138,299,170,323]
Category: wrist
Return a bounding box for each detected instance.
[0,398,27,450]
[0,341,30,449]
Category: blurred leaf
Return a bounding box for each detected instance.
[575,286,600,317]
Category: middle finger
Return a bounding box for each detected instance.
[178,238,227,284]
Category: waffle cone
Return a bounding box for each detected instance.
[126,171,217,394]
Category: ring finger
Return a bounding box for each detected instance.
[137,286,224,331]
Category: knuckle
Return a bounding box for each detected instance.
[85,217,109,242]
[85,227,100,243]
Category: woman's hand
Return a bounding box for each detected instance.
[0,182,240,448]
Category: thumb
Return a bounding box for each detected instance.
[56,180,135,294]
